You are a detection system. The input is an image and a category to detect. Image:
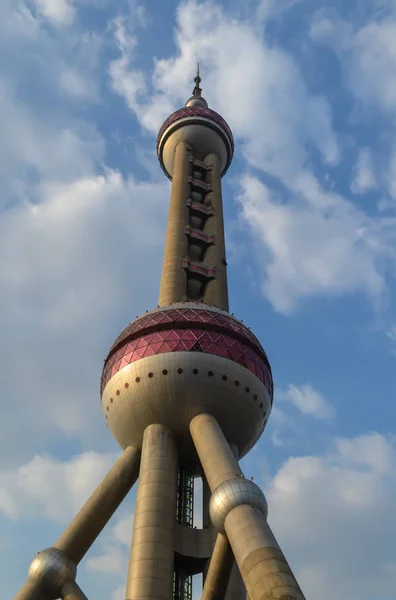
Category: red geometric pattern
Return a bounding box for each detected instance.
[102,328,273,399]
[109,308,263,353]
[156,106,234,155]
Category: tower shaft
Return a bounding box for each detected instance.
[159,143,228,310]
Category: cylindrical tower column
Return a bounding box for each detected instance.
[55,446,140,564]
[203,445,246,600]
[201,533,234,600]
[159,141,191,306]
[222,448,246,600]
[190,414,305,600]
[125,424,178,600]
[203,152,229,311]
[13,580,44,600]
[226,563,246,600]
[60,581,88,600]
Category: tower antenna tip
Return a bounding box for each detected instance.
[193,62,202,96]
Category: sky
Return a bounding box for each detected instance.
[1,0,396,599]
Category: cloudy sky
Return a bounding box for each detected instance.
[1,0,396,598]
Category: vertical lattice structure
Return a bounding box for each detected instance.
[176,470,194,527]
[14,66,306,600]
[173,570,192,600]
[175,470,194,600]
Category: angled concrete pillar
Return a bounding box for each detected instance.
[13,580,44,600]
[14,448,140,600]
[60,581,88,600]
[201,533,234,600]
[190,414,306,600]
[225,557,246,600]
[55,446,140,564]
[125,424,178,600]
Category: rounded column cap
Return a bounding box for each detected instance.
[27,547,76,598]
[209,478,268,533]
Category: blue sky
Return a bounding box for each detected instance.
[1,0,396,599]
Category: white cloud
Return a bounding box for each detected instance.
[108,16,147,116]
[0,169,168,459]
[85,511,133,588]
[266,432,396,600]
[310,13,396,115]
[267,405,303,448]
[267,384,333,448]
[112,513,134,546]
[0,3,102,106]
[386,326,396,341]
[351,147,377,195]
[282,384,335,420]
[86,546,127,575]
[335,433,394,474]
[237,174,388,313]
[0,452,116,521]
[255,0,303,25]
[0,83,103,198]
[31,0,76,25]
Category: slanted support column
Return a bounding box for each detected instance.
[55,446,140,564]
[14,448,140,600]
[159,141,191,305]
[190,414,306,600]
[203,152,229,312]
[226,564,246,600]
[201,533,234,600]
[60,581,88,600]
[202,446,245,600]
[14,580,44,600]
[125,424,178,600]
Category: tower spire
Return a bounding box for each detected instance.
[193,62,202,97]
[185,63,208,108]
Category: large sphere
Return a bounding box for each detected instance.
[209,479,268,533]
[101,304,273,469]
[27,548,76,598]
[157,106,234,180]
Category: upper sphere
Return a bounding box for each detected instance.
[157,105,234,180]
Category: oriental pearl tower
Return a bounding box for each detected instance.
[15,67,306,600]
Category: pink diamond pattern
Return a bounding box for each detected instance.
[109,309,262,352]
[102,326,273,399]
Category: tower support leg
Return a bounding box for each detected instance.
[226,562,246,600]
[201,533,234,600]
[190,414,306,600]
[60,581,88,600]
[125,424,178,600]
[55,445,140,564]
[13,580,44,600]
[14,447,140,600]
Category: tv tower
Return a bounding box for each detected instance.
[15,66,306,600]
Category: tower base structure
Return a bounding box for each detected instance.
[15,414,305,600]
